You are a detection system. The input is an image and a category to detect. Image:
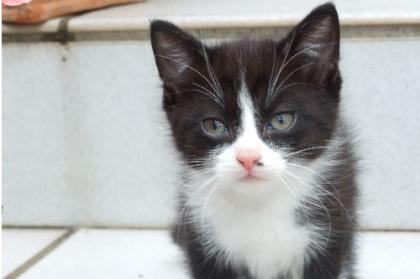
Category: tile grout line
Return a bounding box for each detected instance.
[3,225,420,232]
[4,229,78,279]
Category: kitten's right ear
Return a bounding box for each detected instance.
[150,20,201,83]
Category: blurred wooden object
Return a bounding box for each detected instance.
[2,0,144,24]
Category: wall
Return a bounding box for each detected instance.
[4,37,420,229]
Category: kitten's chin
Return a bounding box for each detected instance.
[239,173,265,183]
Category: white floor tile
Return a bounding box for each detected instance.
[356,232,420,279]
[2,228,68,277]
[16,229,420,279]
[20,229,190,279]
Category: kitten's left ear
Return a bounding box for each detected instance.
[282,3,340,87]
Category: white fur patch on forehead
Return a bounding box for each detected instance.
[237,78,260,141]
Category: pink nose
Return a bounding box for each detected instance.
[236,150,262,172]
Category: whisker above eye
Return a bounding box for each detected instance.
[155,54,225,107]
[199,36,225,103]
[268,30,297,103]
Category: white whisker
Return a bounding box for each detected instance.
[155,54,224,106]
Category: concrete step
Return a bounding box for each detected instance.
[3,0,420,36]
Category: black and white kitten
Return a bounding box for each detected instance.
[151,3,357,279]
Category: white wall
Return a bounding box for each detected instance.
[3,38,420,229]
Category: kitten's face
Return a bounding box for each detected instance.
[151,5,341,198]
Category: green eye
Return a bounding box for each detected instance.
[202,118,228,137]
[268,113,294,131]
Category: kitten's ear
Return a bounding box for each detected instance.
[150,20,202,83]
[282,3,340,87]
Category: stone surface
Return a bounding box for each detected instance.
[3,0,420,34]
[356,232,420,279]
[13,229,420,279]
[3,41,178,227]
[67,0,420,32]
[20,229,190,279]
[2,229,67,277]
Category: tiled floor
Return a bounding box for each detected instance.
[3,228,420,279]
[2,229,68,278]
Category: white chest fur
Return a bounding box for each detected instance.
[193,183,316,279]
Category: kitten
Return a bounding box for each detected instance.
[151,3,357,279]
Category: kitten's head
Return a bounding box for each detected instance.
[151,3,341,198]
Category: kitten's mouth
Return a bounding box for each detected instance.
[240,173,264,182]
